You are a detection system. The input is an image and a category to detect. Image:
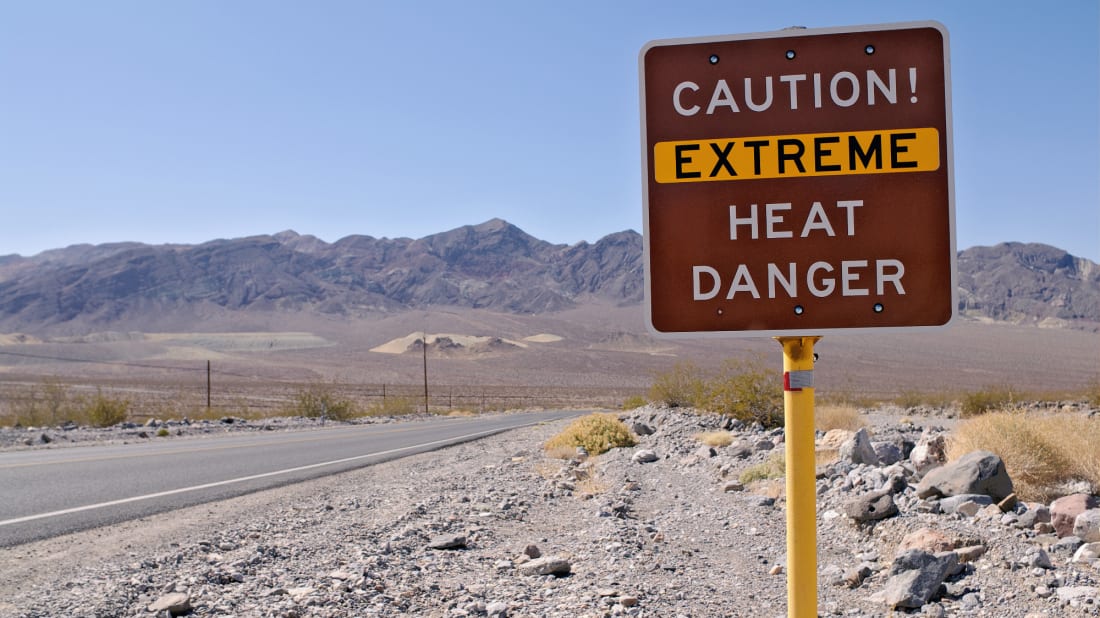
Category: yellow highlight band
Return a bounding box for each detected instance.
[654,128,939,183]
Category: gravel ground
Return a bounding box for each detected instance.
[2,405,1099,617]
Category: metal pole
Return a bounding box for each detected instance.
[206,360,211,410]
[422,331,429,413]
[777,336,820,618]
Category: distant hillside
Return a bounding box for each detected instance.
[0,221,1096,333]
[957,242,1100,329]
[0,219,642,333]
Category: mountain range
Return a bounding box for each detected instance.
[0,219,1096,334]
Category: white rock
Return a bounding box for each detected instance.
[1072,542,1100,564]
[1072,508,1100,542]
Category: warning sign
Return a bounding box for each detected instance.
[640,22,957,336]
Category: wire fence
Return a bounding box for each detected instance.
[0,369,645,426]
[0,348,646,420]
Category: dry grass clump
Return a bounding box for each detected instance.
[959,385,1021,418]
[739,451,786,484]
[694,430,733,447]
[544,413,636,458]
[2,381,130,428]
[815,404,866,432]
[948,410,1100,502]
[363,396,419,417]
[621,395,648,410]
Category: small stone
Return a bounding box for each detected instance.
[632,449,659,464]
[722,481,744,492]
[953,545,986,563]
[897,528,955,555]
[1056,586,1100,605]
[486,601,509,617]
[620,596,639,607]
[955,501,981,517]
[147,592,192,616]
[768,564,783,575]
[517,555,571,576]
[523,544,541,559]
[428,533,467,550]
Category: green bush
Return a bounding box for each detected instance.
[621,395,648,410]
[293,383,357,420]
[544,413,636,457]
[82,390,130,427]
[699,359,783,427]
[649,362,706,408]
[960,385,1018,418]
[649,358,783,427]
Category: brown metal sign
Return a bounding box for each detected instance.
[640,22,956,336]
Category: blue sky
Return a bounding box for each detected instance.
[1,1,1097,260]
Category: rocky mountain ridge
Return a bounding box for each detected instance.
[0,220,1096,334]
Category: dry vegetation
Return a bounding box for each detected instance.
[815,404,867,432]
[948,409,1100,502]
[543,412,636,457]
[648,359,783,427]
[694,430,733,448]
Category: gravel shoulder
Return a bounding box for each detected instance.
[2,406,1099,617]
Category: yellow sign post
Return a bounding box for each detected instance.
[778,335,820,617]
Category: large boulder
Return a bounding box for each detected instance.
[875,550,959,609]
[844,490,898,523]
[915,450,1013,501]
[1051,494,1100,538]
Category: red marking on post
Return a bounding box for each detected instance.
[784,371,799,392]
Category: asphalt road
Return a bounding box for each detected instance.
[0,410,583,547]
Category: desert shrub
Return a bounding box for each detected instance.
[815,404,866,432]
[649,362,706,408]
[293,383,357,420]
[739,451,786,484]
[698,359,783,428]
[544,413,636,457]
[649,358,783,426]
[364,396,419,417]
[621,395,648,410]
[694,430,733,447]
[960,385,1018,418]
[948,411,1100,502]
[81,390,130,427]
[6,379,72,427]
[156,428,170,437]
